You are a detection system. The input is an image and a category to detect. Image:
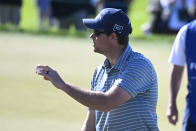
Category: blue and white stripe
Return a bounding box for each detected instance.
[91,44,159,131]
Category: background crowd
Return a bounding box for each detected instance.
[0,0,196,35]
[144,0,196,35]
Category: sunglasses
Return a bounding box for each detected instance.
[93,30,106,36]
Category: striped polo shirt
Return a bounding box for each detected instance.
[91,44,159,131]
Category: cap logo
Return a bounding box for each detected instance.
[113,24,123,34]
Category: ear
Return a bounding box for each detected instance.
[109,32,118,41]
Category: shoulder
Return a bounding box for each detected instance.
[172,24,188,48]
[121,51,157,80]
[115,52,157,98]
[126,51,155,71]
[178,24,188,37]
[168,25,187,66]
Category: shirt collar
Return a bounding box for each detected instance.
[102,44,132,72]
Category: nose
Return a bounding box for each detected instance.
[90,33,95,39]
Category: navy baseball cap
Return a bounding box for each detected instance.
[83,8,132,37]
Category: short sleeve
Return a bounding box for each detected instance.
[114,59,156,98]
[169,25,187,66]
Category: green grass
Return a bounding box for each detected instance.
[0,33,187,131]
[0,1,182,130]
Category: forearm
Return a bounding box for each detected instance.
[55,80,110,112]
[169,79,180,104]
[169,65,184,104]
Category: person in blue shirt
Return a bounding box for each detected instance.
[36,8,159,131]
[37,0,52,30]
[167,20,196,131]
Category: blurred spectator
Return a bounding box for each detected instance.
[50,0,94,31]
[37,0,53,30]
[89,0,97,16]
[142,0,162,35]
[0,0,22,26]
[160,0,189,33]
[143,0,195,35]
[97,0,132,14]
[187,0,196,21]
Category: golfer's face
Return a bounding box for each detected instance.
[90,30,110,54]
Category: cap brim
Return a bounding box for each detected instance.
[82,19,104,30]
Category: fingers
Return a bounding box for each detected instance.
[166,107,178,125]
[166,103,179,125]
[167,114,178,125]
[36,65,49,71]
[35,65,52,72]
[43,76,50,80]
[35,64,51,80]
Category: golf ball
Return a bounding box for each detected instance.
[35,66,43,73]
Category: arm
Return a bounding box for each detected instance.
[81,109,96,131]
[166,65,184,125]
[36,66,131,112]
[58,81,131,112]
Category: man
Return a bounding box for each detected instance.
[142,0,163,35]
[167,20,196,131]
[0,0,22,26]
[96,0,132,14]
[50,0,91,31]
[37,0,52,30]
[36,8,159,131]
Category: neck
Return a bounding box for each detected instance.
[106,45,126,67]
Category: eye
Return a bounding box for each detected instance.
[94,30,105,36]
